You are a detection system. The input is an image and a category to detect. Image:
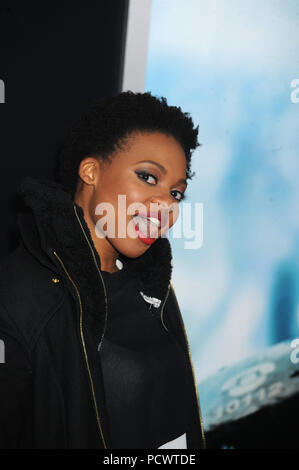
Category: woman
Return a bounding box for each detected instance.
[0,91,206,449]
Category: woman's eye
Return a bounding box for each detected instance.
[136,171,185,202]
[136,171,157,185]
[171,190,185,202]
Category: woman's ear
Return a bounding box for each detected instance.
[78,157,100,186]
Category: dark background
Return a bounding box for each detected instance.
[0,0,129,259]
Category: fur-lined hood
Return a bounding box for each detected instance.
[17,177,173,343]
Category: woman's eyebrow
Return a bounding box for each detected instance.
[137,159,188,187]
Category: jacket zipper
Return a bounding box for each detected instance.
[52,249,107,449]
[169,281,207,449]
[160,284,171,331]
[73,205,108,352]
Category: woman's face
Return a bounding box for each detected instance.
[79,131,188,259]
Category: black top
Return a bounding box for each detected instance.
[99,261,192,449]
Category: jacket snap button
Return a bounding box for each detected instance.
[52,278,60,284]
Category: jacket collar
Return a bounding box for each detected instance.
[17,177,173,335]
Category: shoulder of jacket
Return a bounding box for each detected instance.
[0,243,67,348]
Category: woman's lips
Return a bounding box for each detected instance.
[132,215,160,245]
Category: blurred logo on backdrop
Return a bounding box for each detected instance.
[199,339,299,448]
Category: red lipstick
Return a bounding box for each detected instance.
[132,211,162,245]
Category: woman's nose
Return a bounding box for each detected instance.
[150,193,174,210]
[149,195,179,228]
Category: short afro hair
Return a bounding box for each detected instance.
[57,91,200,196]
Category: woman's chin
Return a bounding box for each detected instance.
[107,235,155,259]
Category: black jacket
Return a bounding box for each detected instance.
[0,178,206,449]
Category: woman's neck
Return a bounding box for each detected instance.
[74,194,119,274]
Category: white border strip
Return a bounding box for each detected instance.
[121,0,152,93]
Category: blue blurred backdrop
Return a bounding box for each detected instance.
[145,0,299,385]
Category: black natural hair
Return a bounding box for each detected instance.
[57,91,200,196]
